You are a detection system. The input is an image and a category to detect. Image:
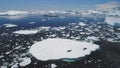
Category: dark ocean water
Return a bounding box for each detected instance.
[0,15,105,28]
[0,15,81,28]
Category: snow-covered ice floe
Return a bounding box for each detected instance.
[3,24,18,28]
[29,38,99,62]
[13,29,39,35]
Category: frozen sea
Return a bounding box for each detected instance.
[0,15,120,68]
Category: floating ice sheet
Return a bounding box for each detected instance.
[29,38,99,61]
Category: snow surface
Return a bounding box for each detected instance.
[105,17,120,25]
[13,30,39,35]
[29,38,99,61]
[3,24,18,28]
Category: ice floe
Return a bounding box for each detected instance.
[51,63,57,68]
[29,38,99,61]
[29,22,35,24]
[78,22,86,26]
[18,57,31,67]
[3,24,18,28]
[13,29,39,35]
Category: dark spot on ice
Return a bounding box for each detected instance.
[83,48,87,51]
[67,50,72,52]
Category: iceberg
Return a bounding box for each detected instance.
[29,38,99,62]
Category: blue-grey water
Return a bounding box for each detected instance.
[0,15,105,28]
[0,15,81,28]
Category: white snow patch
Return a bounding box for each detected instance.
[13,29,39,35]
[29,38,99,61]
[3,24,18,28]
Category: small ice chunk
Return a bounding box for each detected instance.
[11,63,18,68]
[51,63,57,68]
[29,22,35,24]
[78,22,86,26]
[19,57,31,67]
[3,24,18,28]
[0,55,4,58]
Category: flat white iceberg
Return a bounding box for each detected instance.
[29,38,99,61]
[13,29,39,35]
[3,24,18,28]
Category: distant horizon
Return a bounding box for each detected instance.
[0,0,120,11]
